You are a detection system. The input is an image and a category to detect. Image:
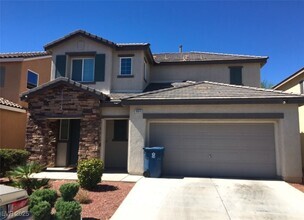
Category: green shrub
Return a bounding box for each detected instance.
[59,182,79,201]
[0,149,30,177]
[31,189,57,207]
[8,162,49,195]
[30,201,51,220]
[55,199,82,220]
[29,196,43,210]
[77,158,103,190]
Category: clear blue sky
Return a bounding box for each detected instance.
[0,0,303,85]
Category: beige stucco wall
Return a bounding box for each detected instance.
[111,50,148,92]
[150,63,261,87]
[128,104,302,182]
[275,74,304,172]
[50,35,113,94]
[49,36,149,93]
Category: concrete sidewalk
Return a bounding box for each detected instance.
[31,172,143,182]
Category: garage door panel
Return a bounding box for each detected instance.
[149,122,276,178]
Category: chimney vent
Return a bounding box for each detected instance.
[179,45,183,53]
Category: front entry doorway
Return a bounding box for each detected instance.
[104,120,128,172]
[56,119,80,167]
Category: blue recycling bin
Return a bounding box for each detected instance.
[143,147,165,178]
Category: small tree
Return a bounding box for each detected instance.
[261,79,274,89]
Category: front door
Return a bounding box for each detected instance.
[56,119,80,167]
[68,119,80,166]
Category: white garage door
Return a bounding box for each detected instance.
[149,122,276,178]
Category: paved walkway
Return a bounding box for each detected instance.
[111,178,304,220]
[31,172,143,182]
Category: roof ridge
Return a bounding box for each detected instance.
[153,51,267,58]
[203,81,304,97]
[0,51,48,55]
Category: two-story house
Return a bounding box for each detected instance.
[21,30,304,182]
[0,52,51,149]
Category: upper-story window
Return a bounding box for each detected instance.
[300,81,304,94]
[27,70,39,89]
[120,57,132,75]
[0,66,5,87]
[229,66,243,85]
[71,58,94,82]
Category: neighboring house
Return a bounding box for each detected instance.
[20,30,304,183]
[0,52,51,149]
[273,67,304,174]
[0,97,26,149]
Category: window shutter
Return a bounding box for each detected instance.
[94,54,105,81]
[230,67,242,85]
[55,55,66,78]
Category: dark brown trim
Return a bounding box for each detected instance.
[273,67,304,89]
[66,51,96,56]
[102,115,129,119]
[117,75,134,78]
[122,97,304,105]
[143,113,284,119]
[118,54,135,57]
[21,79,108,101]
[154,58,268,66]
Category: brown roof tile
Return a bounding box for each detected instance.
[122,81,304,105]
[0,97,23,109]
[153,52,268,64]
[0,51,50,59]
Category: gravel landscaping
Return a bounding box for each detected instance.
[51,180,134,220]
[290,183,304,193]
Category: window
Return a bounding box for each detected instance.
[120,58,132,75]
[113,120,128,141]
[229,66,243,85]
[71,58,94,82]
[0,66,5,87]
[27,70,39,89]
[300,81,304,94]
[59,119,69,141]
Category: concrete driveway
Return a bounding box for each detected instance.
[111,178,304,220]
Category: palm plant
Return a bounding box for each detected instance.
[8,162,49,195]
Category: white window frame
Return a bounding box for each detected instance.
[71,57,95,82]
[119,57,133,76]
[27,69,39,89]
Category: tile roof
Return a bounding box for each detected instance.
[44,30,149,50]
[20,77,108,101]
[0,97,23,109]
[122,81,304,104]
[108,93,139,101]
[0,51,50,59]
[153,52,268,63]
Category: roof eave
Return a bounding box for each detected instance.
[121,97,304,105]
[154,58,268,65]
[273,67,304,90]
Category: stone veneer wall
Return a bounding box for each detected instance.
[26,84,102,166]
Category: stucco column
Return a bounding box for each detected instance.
[281,106,303,182]
[128,106,146,174]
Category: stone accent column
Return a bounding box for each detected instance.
[26,114,58,167]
